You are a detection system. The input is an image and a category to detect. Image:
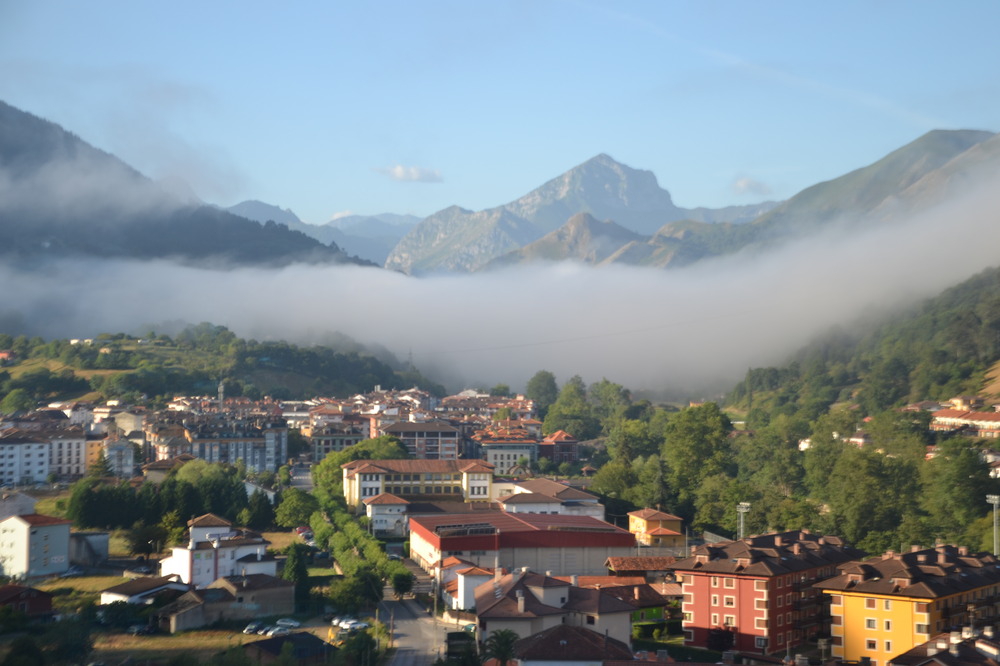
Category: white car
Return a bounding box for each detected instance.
[275,618,301,628]
[266,627,290,637]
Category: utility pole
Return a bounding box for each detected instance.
[737,502,751,540]
[988,495,1000,556]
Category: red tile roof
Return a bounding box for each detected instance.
[629,508,683,521]
[363,493,409,505]
[12,514,71,527]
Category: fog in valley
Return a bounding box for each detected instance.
[3,167,999,397]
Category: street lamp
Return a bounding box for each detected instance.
[988,495,1000,556]
[737,502,751,540]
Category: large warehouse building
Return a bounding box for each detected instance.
[409,512,635,577]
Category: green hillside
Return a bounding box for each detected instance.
[726,263,1000,424]
[0,323,444,409]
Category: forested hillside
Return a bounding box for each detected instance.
[727,264,1000,424]
[0,323,443,410]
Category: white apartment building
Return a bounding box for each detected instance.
[0,431,50,485]
[0,513,71,579]
[158,514,278,588]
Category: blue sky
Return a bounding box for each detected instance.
[2,1,998,225]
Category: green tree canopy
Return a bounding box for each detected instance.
[525,370,558,417]
[274,488,320,528]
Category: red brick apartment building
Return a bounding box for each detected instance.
[673,530,863,654]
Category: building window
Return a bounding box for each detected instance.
[755,599,767,609]
[884,600,891,611]
[755,618,767,629]
[724,596,735,607]
[711,614,719,626]
[916,624,929,634]
[884,620,892,631]
[866,619,876,629]
[711,595,719,606]
[586,615,595,625]
[866,598,876,609]
[885,641,892,652]
[755,580,767,591]
[867,640,877,651]
[724,615,735,627]
[683,612,692,622]
[778,615,784,627]
[755,637,768,649]
[724,577,735,588]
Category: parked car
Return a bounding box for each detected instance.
[244,622,264,634]
[275,618,300,628]
[266,627,290,637]
[337,618,357,629]
[347,621,370,631]
[127,624,155,636]
[257,626,274,635]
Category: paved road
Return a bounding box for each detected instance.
[383,598,449,666]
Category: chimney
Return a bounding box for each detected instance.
[963,626,974,640]
[257,546,262,561]
[516,589,525,613]
[984,626,995,639]
[571,575,578,586]
[634,586,641,601]
[951,631,962,644]
[774,535,784,547]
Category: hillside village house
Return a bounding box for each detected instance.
[628,508,685,548]
[158,514,277,588]
[341,458,495,510]
[409,512,635,577]
[538,429,579,464]
[474,569,635,647]
[0,513,72,579]
[819,544,1000,666]
[672,530,864,654]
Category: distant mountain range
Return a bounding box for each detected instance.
[387,131,996,273]
[225,201,419,265]
[384,153,779,274]
[0,101,368,268]
[3,98,998,278]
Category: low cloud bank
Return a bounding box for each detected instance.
[2,175,999,397]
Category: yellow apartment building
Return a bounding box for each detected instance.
[819,544,1000,666]
[627,508,685,548]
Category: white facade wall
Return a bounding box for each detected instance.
[49,433,87,478]
[0,516,70,578]
[0,442,49,485]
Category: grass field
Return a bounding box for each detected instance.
[93,628,255,663]
[262,531,298,552]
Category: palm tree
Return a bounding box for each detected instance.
[482,628,519,666]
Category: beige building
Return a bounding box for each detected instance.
[341,458,494,510]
